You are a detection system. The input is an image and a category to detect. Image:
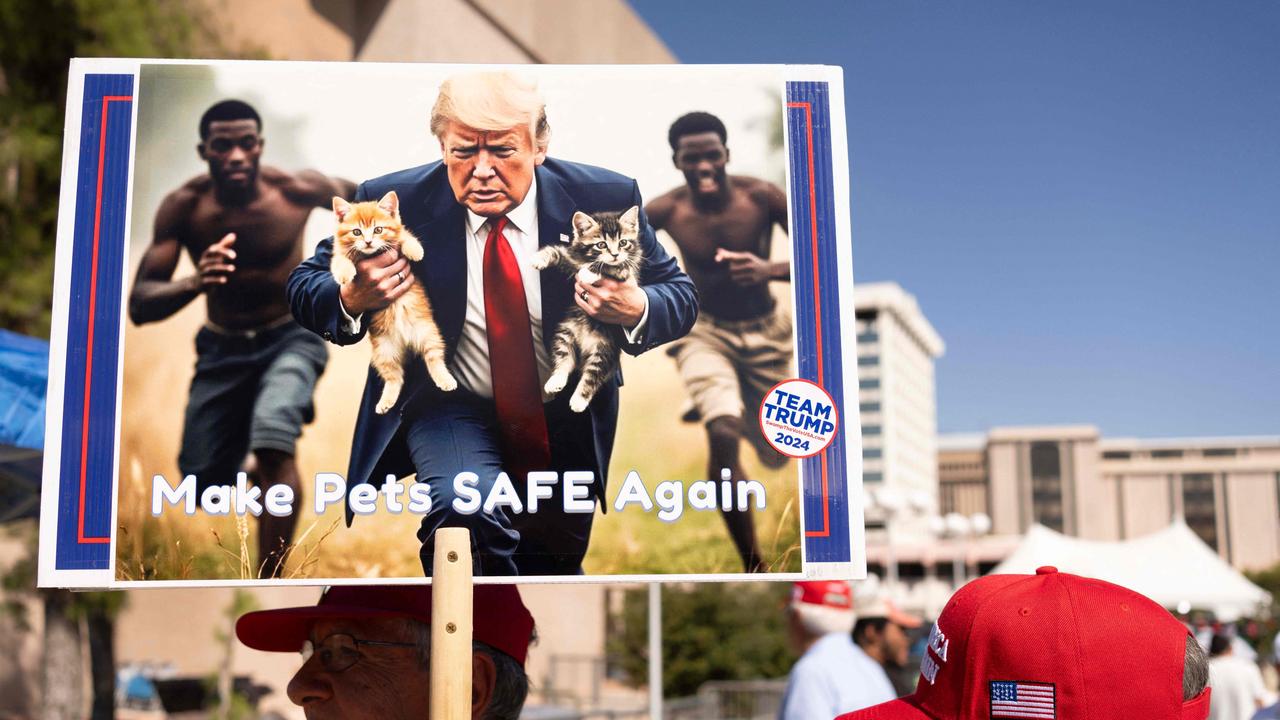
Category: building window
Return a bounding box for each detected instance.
[857,355,880,367]
[1203,448,1237,457]
[1151,449,1183,459]
[863,425,881,436]
[1182,473,1217,551]
[1102,450,1131,460]
[857,331,879,343]
[863,472,883,483]
[1029,441,1064,533]
[861,379,881,390]
[859,401,881,413]
[863,448,882,459]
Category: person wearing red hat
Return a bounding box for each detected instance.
[835,566,1212,720]
[853,577,925,696]
[235,584,535,719]
[779,580,898,720]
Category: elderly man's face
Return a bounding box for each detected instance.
[287,617,428,720]
[439,121,546,217]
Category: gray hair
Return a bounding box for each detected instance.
[1183,634,1209,701]
[407,619,530,720]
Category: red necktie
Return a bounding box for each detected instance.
[482,216,551,479]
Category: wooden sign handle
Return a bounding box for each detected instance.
[430,527,473,720]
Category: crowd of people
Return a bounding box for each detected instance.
[771,571,1280,720]
[226,565,1280,720]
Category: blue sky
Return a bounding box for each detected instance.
[630,1,1280,438]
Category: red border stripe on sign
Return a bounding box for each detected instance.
[77,94,131,544]
[788,101,832,540]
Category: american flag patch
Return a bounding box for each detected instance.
[989,681,1055,719]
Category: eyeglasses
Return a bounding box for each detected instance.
[300,633,417,673]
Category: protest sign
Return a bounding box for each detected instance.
[38,59,864,586]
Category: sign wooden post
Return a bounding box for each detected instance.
[430,527,473,720]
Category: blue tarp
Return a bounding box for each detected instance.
[0,328,48,450]
[0,328,48,522]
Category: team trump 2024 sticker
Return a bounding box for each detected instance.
[759,379,839,458]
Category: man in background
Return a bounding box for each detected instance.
[1208,633,1268,720]
[852,578,924,696]
[646,111,791,572]
[1250,633,1280,719]
[129,99,355,577]
[778,581,897,720]
[236,584,534,719]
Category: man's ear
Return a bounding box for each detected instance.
[197,142,207,161]
[724,147,731,165]
[471,650,497,720]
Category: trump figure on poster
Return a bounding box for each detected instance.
[286,71,698,577]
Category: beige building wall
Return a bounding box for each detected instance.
[1070,437,1113,540]
[949,430,1280,571]
[938,447,988,517]
[1113,472,1174,539]
[986,440,1021,536]
[1225,472,1280,570]
[199,0,675,63]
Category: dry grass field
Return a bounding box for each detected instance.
[116,264,801,580]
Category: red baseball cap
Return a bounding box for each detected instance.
[792,580,854,609]
[837,567,1211,720]
[235,584,535,666]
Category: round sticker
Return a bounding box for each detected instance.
[758,378,839,458]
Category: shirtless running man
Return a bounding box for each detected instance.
[128,100,355,577]
[646,111,790,572]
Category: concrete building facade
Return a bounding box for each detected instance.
[200,0,675,63]
[939,427,1280,571]
[855,282,945,542]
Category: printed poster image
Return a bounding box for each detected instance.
[38,59,864,587]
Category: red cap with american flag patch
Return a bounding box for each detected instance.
[836,567,1211,720]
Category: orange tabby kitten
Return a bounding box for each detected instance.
[330,191,457,414]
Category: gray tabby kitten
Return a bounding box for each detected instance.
[531,206,643,412]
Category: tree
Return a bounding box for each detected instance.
[0,3,262,717]
[0,0,258,338]
[609,582,796,699]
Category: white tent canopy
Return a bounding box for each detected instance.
[991,522,1272,621]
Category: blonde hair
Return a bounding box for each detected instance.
[430,71,550,151]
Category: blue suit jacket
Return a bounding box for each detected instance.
[287,159,698,522]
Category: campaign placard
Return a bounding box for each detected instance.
[37,59,865,587]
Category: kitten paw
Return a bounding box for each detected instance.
[569,393,590,413]
[531,247,553,271]
[544,372,569,394]
[402,242,424,262]
[432,373,458,392]
[576,267,601,284]
[332,265,356,286]
[375,398,395,415]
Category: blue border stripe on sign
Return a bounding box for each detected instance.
[786,81,852,565]
[55,73,134,570]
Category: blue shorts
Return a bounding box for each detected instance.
[178,321,327,489]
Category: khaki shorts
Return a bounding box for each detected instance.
[667,305,794,433]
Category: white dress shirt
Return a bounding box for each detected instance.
[340,177,648,401]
